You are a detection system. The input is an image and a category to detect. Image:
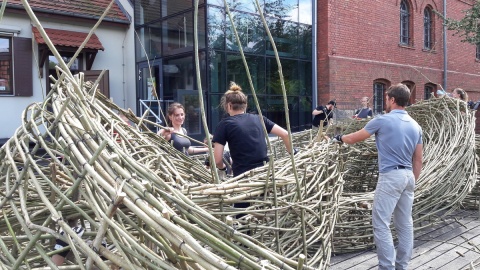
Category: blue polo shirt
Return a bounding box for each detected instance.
[364,109,422,173]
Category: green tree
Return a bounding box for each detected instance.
[445,1,480,44]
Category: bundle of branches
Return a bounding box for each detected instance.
[332,97,478,253]
[0,70,345,269]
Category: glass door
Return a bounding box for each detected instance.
[137,61,170,131]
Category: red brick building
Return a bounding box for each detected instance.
[316,0,480,113]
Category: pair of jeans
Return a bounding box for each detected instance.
[372,169,415,270]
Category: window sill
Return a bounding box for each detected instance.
[422,48,436,53]
[398,44,415,50]
[476,58,480,63]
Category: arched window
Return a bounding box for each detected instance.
[400,0,411,45]
[424,7,433,49]
[424,83,436,100]
[373,80,390,114]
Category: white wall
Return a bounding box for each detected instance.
[0,4,135,139]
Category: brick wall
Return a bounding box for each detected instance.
[316,0,480,109]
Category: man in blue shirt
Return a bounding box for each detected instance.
[334,83,423,270]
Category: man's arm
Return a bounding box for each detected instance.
[339,129,371,144]
[412,144,423,181]
[270,125,292,153]
[312,109,323,116]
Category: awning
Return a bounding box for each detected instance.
[32,26,104,74]
[32,26,104,51]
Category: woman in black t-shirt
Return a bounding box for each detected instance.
[158,102,208,155]
[212,82,292,176]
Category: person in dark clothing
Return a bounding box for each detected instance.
[212,82,292,177]
[157,102,208,155]
[312,100,336,127]
[213,82,292,224]
[353,97,373,119]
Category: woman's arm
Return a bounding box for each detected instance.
[188,146,209,155]
[157,128,173,141]
[270,125,292,153]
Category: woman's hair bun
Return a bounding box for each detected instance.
[229,81,242,92]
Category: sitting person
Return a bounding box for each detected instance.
[353,97,373,119]
[158,102,208,155]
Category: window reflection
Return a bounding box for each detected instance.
[163,56,194,100]
[209,51,225,93]
[226,54,265,94]
[224,0,257,13]
[266,17,298,57]
[0,38,10,52]
[266,58,298,95]
[162,0,191,17]
[208,6,226,50]
[298,23,312,59]
[298,61,311,95]
[265,0,298,21]
[163,11,205,56]
[135,0,161,26]
[163,14,192,56]
[135,22,162,61]
[299,96,312,130]
[265,96,297,128]
[298,0,312,24]
[226,11,264,54]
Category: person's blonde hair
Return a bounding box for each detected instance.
[453,88,468,102]
[220,82,247,112]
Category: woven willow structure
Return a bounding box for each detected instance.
[0,74,478,269]
[0,72,345,269]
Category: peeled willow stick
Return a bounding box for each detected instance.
[254,0,306,258]
[193,0,220,185]
[0,0,7,23]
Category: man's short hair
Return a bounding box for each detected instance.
[386,83,410,107]
[327,100,337,107]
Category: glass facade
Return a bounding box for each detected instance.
[135,0,313,140]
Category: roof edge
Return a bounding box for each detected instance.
[6,4,131,26]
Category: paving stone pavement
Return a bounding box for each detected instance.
[329,209,480,270]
